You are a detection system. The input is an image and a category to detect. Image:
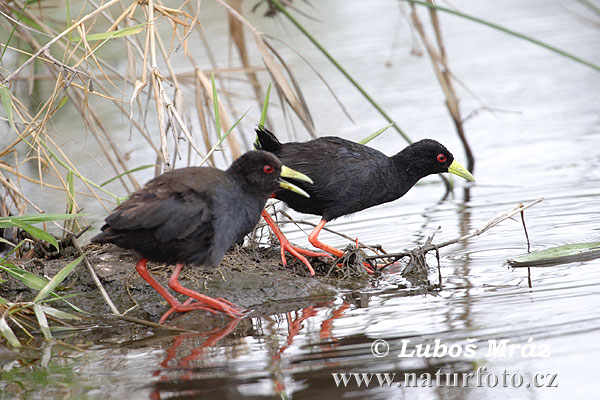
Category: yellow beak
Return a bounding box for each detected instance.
[448,159,475,182]
[279,165,313,198]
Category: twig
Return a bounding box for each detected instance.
[519,206,533,288]
[71,238,121,316]
[366,198,544,264]
[520,207,531,253]
[114,315,196,333]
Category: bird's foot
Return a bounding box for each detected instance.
[309,233,375,274]
[261,210,331,276]
[159,299,218,324]
[159,297,245,323]
[166,264,245,320]
[335,260,375,274]
[278,239,332,276]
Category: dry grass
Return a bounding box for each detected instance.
[0,0,316,230]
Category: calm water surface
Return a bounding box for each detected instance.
[1,0,599,399]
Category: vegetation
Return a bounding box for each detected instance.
[0,0,598,349]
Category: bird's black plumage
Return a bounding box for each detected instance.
[92,150,291,267]
[255,127,472,221]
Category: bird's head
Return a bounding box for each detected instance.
[402,139,475,182]
[229,151,313,198]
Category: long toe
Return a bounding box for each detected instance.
[280,240,334,276]
[159,302,221,324]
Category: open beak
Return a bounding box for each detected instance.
[447,160,475,182]
[279,165,313,198]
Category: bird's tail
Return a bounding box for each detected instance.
[254,125,282,153]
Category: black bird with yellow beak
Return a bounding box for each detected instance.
[255,126,475,275]
[92,150,313,323]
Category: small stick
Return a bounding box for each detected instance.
[435,246,442,290]
[114,315,196,333]
[519,204,533,288]
[71,238,121,316]
[520,206,531,253]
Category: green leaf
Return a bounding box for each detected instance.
[69,23,147,42]
[10,220,59,252]
[34,255,83,303]
[0,264,49,290]
[33,303,52,340]
[0,237,15,248]
[211,73,222,140]
[100,164,154,187]
[259,82,272,128]
[66,170,75,214]
[57,95,69,110]
[39,305,81,321]
[0,317,21,347]
[0,84,18,134]
[200,108,249,166]
[358,122,395,145]
[0,239,27,263]
[508,242,600,267]
[0,213,85,227]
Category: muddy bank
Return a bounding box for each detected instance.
[0,243,380,323]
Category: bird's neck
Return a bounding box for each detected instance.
[390,151,428,196]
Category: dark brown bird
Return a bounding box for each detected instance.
[92,150,312,323]
[255,126,475,275]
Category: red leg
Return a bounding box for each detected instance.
[136,258,182,308]
[135,259,223,323]
[308,219,374,274]
[167,263,244,318]
[262,210,332,276]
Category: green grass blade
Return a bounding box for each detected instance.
[0,240,27,263]
[211,73,222,140]
[0,85,18,134]
[200,108,249,166]
[42,141,120,200]
[358,122,395,145]
[0,317,21,347]
[39,305,82,321]
[69,23,147,42]
[0,213,85,227]
[0,263,49,290]
[259,82,272,128]
[0,2,27,61]
[10,220,59,252]
[577,0,600,16]
[268,0,412,143]
[59,298,88,314]
[34,255,84,303]
[33,303,52,340]
[66,170,75,214]
[0,237,15,248]
[100,164,154,187]
[403,0,600,73]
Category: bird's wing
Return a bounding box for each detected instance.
[281,137,389,197]
[104,168,223,242]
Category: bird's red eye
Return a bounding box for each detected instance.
[263,165,274,174]
[437,153,447,163]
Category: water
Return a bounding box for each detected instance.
[1,0,599,398]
